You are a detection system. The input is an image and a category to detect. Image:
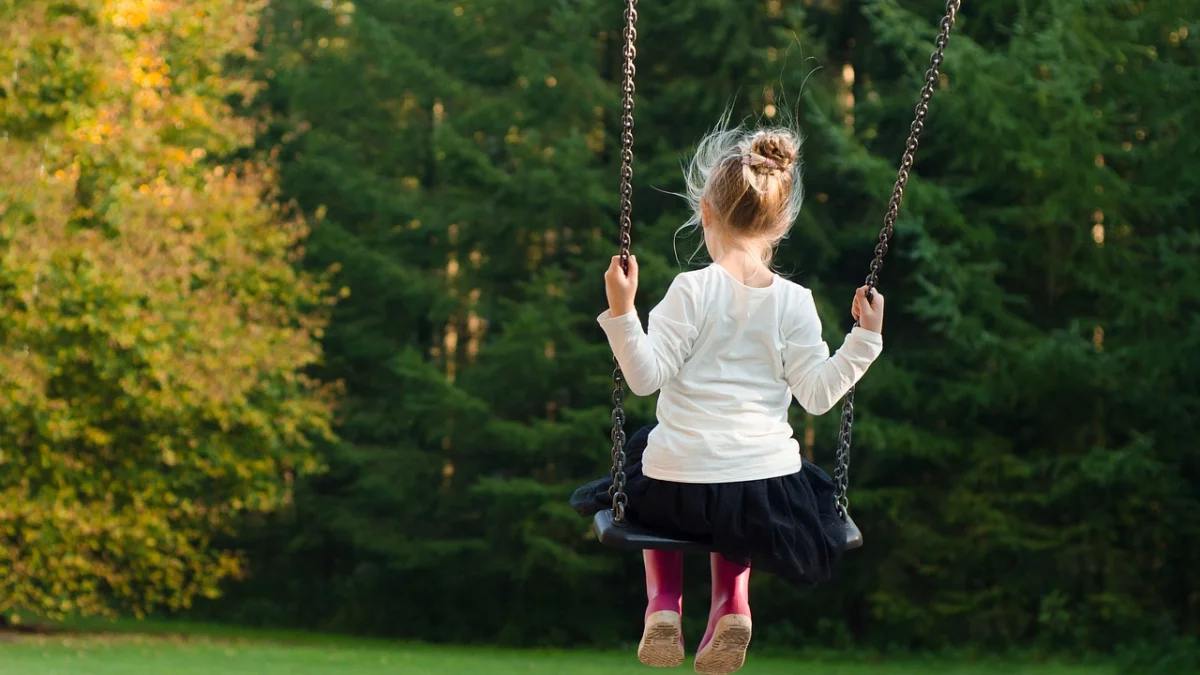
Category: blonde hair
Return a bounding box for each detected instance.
[680,120,803,264]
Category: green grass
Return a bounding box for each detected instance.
[0,622,1118,675]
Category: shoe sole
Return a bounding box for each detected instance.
[693,614,752,675]
[638,610,685,668]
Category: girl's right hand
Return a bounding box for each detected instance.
[852,286,884,333]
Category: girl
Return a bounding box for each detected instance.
[571,125,885,674]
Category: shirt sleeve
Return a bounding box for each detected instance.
[782,289,883,415]
[596,274,700,396]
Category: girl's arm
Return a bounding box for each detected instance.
[597,275,699,396]
[782,290,882,414]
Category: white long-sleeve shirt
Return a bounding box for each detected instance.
[597,263,883,483]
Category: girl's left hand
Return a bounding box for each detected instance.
[604,254,638,317]
[851,285,885,333]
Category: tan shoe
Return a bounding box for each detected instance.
[692,613,752,674]
[638,610,685,668]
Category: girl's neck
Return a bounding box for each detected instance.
[713,248,773,288]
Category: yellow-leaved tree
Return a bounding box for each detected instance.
[0,1,334,621]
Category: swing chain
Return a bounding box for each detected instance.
[833,0,960,519]
[608,0,638,524]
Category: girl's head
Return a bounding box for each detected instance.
[682,124,803,265]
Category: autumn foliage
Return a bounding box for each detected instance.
[0,1,333,619]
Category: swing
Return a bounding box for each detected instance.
[593,1,964,553]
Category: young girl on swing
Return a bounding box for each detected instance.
[572,125,885,674]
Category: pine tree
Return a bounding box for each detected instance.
[788,0,1200,647]
[218,0,1200,651]
[215,0,629,642]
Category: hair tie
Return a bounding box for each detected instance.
[741,153,786,172]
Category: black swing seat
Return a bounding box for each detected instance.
[592,509,713,552]
[592,509,864,552]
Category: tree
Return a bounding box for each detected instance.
[0,0,333,621]
[214,0,1200,653]
[205,0,626,642]
[787,0,1200,648]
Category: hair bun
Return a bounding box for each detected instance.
[747,132,797,174]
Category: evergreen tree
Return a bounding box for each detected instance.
[789,0,1200,647]
[214,0,626,643]
[216,0,1200,652]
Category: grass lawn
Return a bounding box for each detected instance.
[0,623,1117,675]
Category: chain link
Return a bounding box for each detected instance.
[834,0,961,519]
[607,0,638,524]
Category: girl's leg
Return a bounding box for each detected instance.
[638,550,685,668]
[644,549,684,616]
[694,553,752,675]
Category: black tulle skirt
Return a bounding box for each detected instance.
[571,425,846,587]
